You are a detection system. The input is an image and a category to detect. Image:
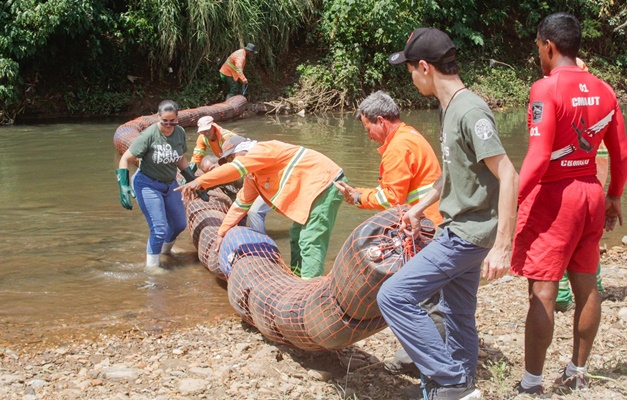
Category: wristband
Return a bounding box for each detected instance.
[353,192,362,206]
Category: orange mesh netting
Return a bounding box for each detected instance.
[187,198,434,351]
[113,98,435,350]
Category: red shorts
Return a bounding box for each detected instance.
[511,176,604,281]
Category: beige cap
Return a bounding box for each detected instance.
[197,116,214,133]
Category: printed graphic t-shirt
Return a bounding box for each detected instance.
[438,90,506,248]
[129,123,187,183]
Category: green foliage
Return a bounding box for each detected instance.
[0,0,315,121]
[293,0,626,109]
[171,0,314,81]
[64,89,132,115]
[290,0,418,107]
[0,57,20,115]
[585,56,627,99]
[0,0,127,120]
[1,0,626,121]
[175,74,224,111]
[464,61,537,108]
[118,1,159,65]
[484,358,512,394]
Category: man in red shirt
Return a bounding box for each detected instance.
[511,13,627,394]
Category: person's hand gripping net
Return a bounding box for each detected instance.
[399,205,427,242]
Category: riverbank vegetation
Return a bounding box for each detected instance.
[1,0,625,123]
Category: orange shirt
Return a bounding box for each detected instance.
[195,140,342,235]
[190,124,236,165]
[219,49,248,82]
[359,123,443,225]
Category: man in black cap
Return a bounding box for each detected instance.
[376,28,519,400]
[219,43,258,99]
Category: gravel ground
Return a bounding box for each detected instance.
[1,251,626,400]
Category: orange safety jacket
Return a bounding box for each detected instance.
[195,140,343,236]
[190,124,236,165]
[359,123,443,225]
[219,49,248,82]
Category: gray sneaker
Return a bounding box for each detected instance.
[428,378,482,400]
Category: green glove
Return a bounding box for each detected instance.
[180,167,209,202]
[116,168,135,210]
[180,166,196,184]
[180,163,196,184]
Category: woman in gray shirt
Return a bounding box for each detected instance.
[116,100,196,268]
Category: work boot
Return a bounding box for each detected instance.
[161,240,176,255]
[146,253,160,268]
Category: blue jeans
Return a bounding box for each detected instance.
[377,228,490,386]
[132,170,187,255]
[248,196,272,234]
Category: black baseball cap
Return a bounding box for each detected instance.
[389,28,456,65]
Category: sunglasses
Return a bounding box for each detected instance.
[160,120,179,127]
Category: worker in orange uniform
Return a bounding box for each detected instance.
[189,118,269,232]
[219,43,257,99]
[189,116,236,172]
[335,90,442,226]
[335,90,445,377]
[176,135,347,279]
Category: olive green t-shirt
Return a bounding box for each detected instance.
[129,124,187,183]
[437,90,506,248]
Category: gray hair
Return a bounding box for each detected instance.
[158,99,179,115]
[357,91,400,123]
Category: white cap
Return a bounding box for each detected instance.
[197,116,214,133]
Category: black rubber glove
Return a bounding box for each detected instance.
[181,166,209,202]
[116,168,135,210]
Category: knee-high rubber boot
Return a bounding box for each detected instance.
[161,240,175,255]
[146,253,160,268]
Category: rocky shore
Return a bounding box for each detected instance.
[1,251,626,400]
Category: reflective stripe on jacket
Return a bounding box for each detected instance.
[359,123,443,225]
[195,140,342,235]
[190,124,236,165]
[219,49,248,82]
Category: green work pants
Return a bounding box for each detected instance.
[556,262,603,307]
[289,177,345,278]
[220,73,240,99]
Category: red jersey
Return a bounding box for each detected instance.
[519,65,627,202]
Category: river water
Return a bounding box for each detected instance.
[1,106,625,346]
